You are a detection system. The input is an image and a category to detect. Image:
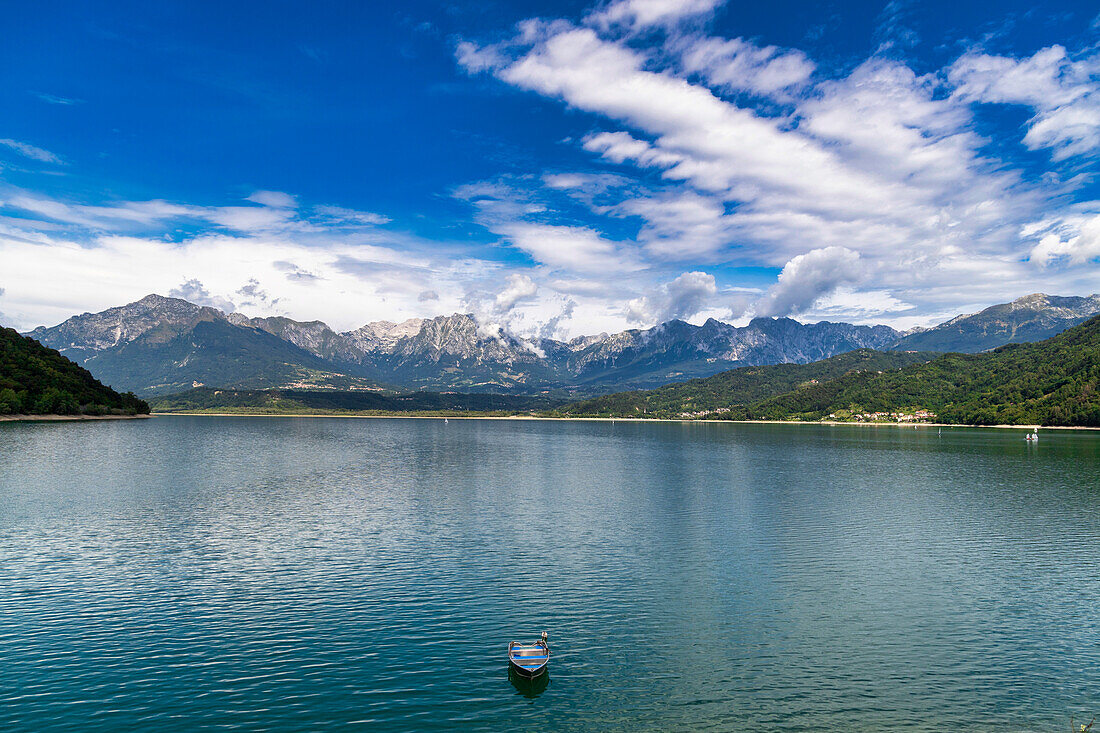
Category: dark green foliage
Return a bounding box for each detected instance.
[739,316,1100,425]
[553,350,935,418]
[0,327,150,415]
[150,387,564,414]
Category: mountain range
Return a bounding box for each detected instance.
[557,312,1100,426]
[23,291,1100,397]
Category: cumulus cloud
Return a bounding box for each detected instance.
[494,273,538,311]
[169,279,237,313]
[755,247,863,317]
[627,270,718,323]
[236,278,280,308]
[0,138,63,164]
[1029,213,1100,266]
[418,289,439,302]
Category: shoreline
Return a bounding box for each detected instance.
[150,412,1100,431]
[0,414,151,423]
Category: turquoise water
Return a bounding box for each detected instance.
[1,417,1098,731]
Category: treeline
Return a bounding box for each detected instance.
[150,387,563,414]
[0,327,149,415]
[553,350,935,418]
[554,315,1100,427]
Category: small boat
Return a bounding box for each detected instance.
[508,632,550,678]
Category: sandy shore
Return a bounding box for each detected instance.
[0,414,151,422]
[150,412,1099,431]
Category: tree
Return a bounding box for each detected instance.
[0,388,21,414]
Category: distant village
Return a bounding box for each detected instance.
[831,410,938,423]
[678,408,939,422]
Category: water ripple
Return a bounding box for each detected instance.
[0,418,1098,731]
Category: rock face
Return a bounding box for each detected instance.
[29,294,224,363]
[25,294,906,395]
[561,317,900,390]
[892,293,1100,353]
[30,291,1096,397]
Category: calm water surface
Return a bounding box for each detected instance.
[1,417,1098,731]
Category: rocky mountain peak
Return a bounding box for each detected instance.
[28,293,224,355]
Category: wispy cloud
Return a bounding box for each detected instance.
[948,45,1100,162]
[455,5,1097,321]
[313,205,391,226]
[33,92,82,106]
[0,138,64,164]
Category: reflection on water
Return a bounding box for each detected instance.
[0,417,1098,731]
[509,667,551,698]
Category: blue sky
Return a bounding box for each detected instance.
[1,0,1098,336]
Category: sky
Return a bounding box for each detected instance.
[1,0,1098,338]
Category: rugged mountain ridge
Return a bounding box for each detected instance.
[28,295,901,395]
[893,293,1100,352]
[28,291,1096,397]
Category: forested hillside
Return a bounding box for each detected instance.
[150,387,561,415]
[0,327,149,415]
[555,316,1100,426]
[734,315,1100,426]
[554,350,935,418]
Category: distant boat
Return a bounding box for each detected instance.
[1025,428,1039,442]
[508,632,550,678]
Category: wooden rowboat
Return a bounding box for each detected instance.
[508,632,550,678]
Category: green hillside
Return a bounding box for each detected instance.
[556,316,1100,427]
[553,349,936,418]
[0,327,149,415]
[150,387,563,415]
[735,315,1100,426]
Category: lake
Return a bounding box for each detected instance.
[1,416,1098,731]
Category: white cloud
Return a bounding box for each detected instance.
[755,247,863,317]
[948,45,1100,161]
[1029,212,1100,266]
[313,205,391,226]
[587,0,724,30]
[454,177,643,273]
[494,273,538,311]
[455,11,1096,327]
[246,190,298,208]
[204,205,298,233]
[0,138,63,164]
[169,279,238,312]
[495,222,639,272]
[35,93,82,106]
[627,270,719,323]
[0,206,497,333]
[676,36,815,96]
